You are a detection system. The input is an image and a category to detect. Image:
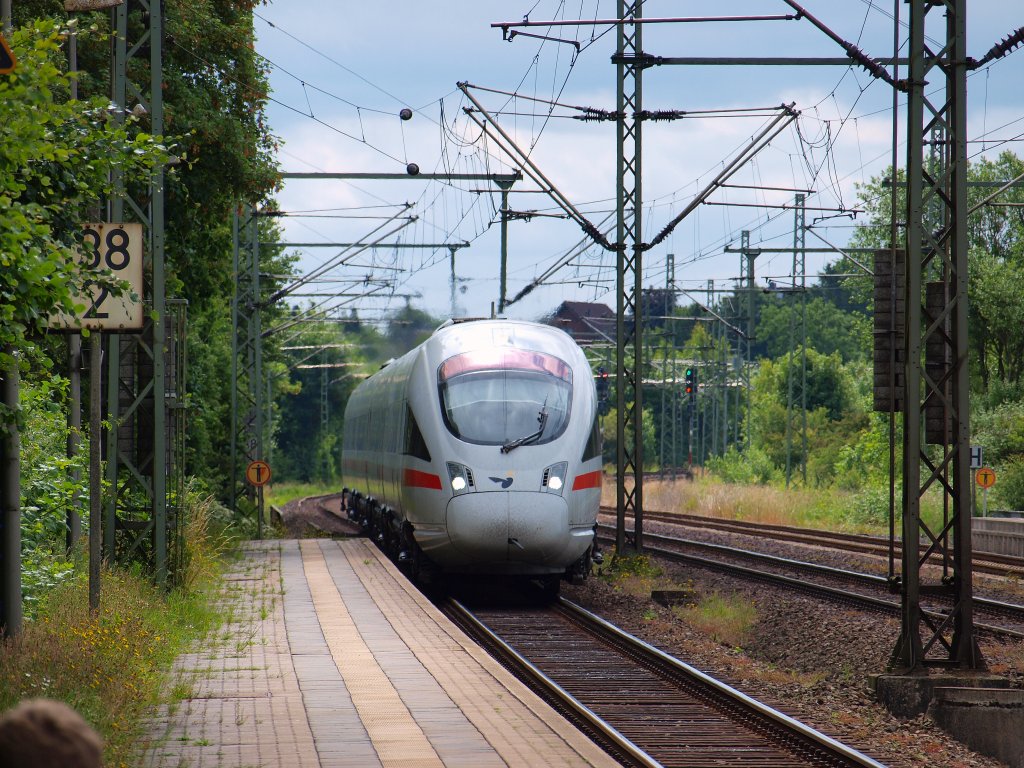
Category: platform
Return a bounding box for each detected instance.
[138,538,617,767]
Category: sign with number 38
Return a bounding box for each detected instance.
[49,223,144,331]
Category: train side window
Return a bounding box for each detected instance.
[582,414,602,462]
[404,406,431,462]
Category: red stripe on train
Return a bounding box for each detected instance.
[403,468,443,490]
[572,470,602,490]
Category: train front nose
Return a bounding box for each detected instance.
[446,492,569,564]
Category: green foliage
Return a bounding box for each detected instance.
[265,482,340,508]
[847,154,1024,400]
[15,376,89,613]
[0,559,220,768]
[842,485,892,527]
[753,348,856,423]
[385,306,445,355]
[0,21,170,374]
[18,378,82,547]
[599,405,657,469]
[832,413,899,490]
[970,250,1024,387]
[993,457,1024,512]
[180,300,234,492]
[744,350,867,485]
[972,400,1024,464]
[757,296,870,364]
[161,0,282,306]
[707,446,779,485]
[601,552,663,579]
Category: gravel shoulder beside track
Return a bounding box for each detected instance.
[564,524,1022,768]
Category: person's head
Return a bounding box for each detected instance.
[0,698,103,768]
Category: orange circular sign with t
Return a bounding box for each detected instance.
[975,467,996,489]
[246,460,272,487]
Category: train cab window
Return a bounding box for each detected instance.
[404,406,431,462]
[582,414,602,462]
[438,349,572,447]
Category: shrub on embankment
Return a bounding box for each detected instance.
[0,492,235,768]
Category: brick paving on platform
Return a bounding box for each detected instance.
[137,538,617,767]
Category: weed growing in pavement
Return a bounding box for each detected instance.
[672,591,758,648]
[176,487,237,593]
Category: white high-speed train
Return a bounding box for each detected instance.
[341,318,603,591]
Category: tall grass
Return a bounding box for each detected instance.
[0,490,230,768]
[603,475,857,528]
[602,473,948,535]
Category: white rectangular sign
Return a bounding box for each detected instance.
[49,223,144,331]
[970,445,984,470]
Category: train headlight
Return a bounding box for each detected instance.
[447,462,473,495]
[541,462,567,494]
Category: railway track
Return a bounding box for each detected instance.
[600,506,1024,579]
[441,596,885,768]
[595,524,1024,641]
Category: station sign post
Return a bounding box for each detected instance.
[975,467,996,518]
[246,460,272,539]
[47,223,144,610]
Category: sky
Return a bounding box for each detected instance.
[254,1,1024,327]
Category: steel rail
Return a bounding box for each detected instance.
[446,596,886,767]
[601,506,1024,577]
[559,599,888,768]
[610,525,1024,625]
[444,597,662,768]
[594,528,1024,641]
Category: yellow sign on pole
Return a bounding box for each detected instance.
[975,467,996,489]
[246,460,272,487]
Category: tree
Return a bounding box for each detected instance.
[6,3,288,503]
[386,306,444,356]
[847,155,1024,400]
[0,21,169,376]
[748,349,867,485]
[756,295,870,363]
[638,287,677,330]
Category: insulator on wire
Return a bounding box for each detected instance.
[977,27,1024,67]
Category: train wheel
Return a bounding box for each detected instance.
[538,575,561,602]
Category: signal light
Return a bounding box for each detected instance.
[684,366,696,399]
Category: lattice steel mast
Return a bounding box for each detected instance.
[614,0,644,552]
[893,0,979,672]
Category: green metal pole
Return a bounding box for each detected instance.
[89,334,102,611]
[0,352,21,638]
[151,0,167,584]
[252,214,264,539]
[230,208,240,514]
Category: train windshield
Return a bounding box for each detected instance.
[438,349,572,447]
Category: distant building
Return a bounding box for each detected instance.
[541,301,617,345]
